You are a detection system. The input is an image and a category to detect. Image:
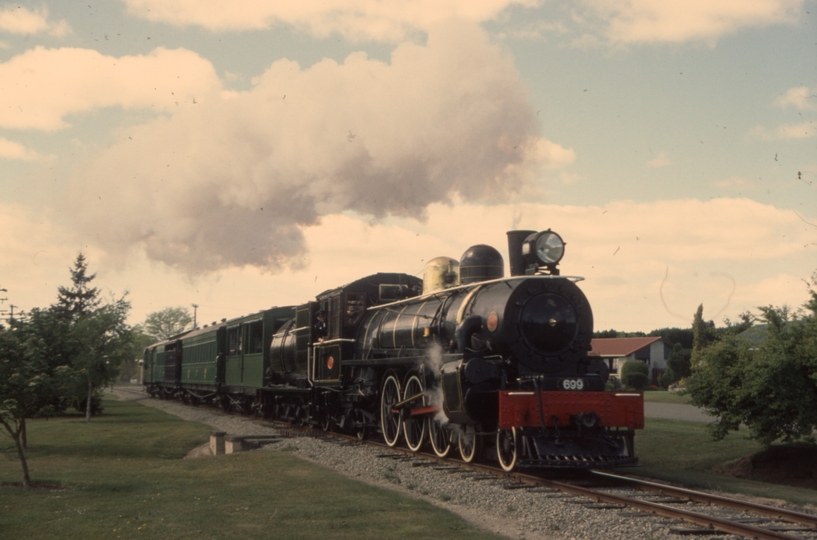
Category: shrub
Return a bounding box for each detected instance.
[604,377,622,391]
[620,360,649,391]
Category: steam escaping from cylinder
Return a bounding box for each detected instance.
[420,342,450,426]
[420,342,462,437]
[423,342,445,373]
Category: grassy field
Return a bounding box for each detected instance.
[642,389,693,404]
[4,394,814,540]
[0,398,500,540]
[629,418,817,508]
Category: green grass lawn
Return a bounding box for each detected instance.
[642,389,692,405]
[0,398,501,540]
[628,418,817,508]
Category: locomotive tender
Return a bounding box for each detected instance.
[143,229,644,470]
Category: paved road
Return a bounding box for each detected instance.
[644,402,712,423]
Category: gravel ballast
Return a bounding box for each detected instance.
[112,388,753,540]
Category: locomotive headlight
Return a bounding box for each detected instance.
[522,230,565,268]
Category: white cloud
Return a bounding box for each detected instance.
[0,137,48,161]
[3,198,814,331]
[64,23,568,274]
[413,198,816,329]
[0,203,80,314]
[579,0,803,44]
[0,46,222,131]
[775,86,817,111]
[123,0,536,40]
[713,176,756,191]
[646,150,670,168]
[0,5,71,37]
[748,121,814,140]
[127,198,817,329]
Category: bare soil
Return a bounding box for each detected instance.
[721,443,817,490]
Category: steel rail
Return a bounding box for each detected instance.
[591,470,817,528]
[348,438,812,539]
[517,474,807,540]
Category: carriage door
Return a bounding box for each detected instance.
[225,324,242,387]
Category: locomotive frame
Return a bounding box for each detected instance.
[143,229,644,471]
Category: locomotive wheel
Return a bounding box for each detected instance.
[429,417,452,457]
[402,374,427,452]
[458,424,482,463]
[380,373,402,447]
[299,399,310,426]
[497,428,519,472]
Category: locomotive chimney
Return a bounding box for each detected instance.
[507,230,536,277]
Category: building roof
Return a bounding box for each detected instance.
[590,337,662,357]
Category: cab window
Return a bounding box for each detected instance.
[246,321,263,354]
[345,293,366,325]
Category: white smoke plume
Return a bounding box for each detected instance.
[421,341,460,434]
[68,22,568,273]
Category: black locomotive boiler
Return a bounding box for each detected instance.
[144,229,643,471]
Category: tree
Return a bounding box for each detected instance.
[13,308,76,445]
[0,321,79,487]
[51,253,135,418]
[687,274,817,444]
[72,296,134,422]
[719,311,755,337]
[593,329,620,338]
[144,307,193,340]
[620,359,649,391]
[648,327,694,349]
[691,304,716,359]
[119,324,155,383]
[659,343,690,387]
[53,253,100,323]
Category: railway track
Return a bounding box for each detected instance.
[262,413,817,540]
[118,386,817,539]
[362,439,817,539]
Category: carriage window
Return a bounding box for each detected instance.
[247,321,263,354]
[227,327,240,356]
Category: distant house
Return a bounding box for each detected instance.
[590,337,670,385]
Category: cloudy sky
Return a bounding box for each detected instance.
[1,0,815,332]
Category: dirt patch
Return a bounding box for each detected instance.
[719,443,817,490]
[184,442,213,459]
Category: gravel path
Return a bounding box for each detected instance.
[110,387,733,540]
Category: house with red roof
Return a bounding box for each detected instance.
[590,337,670,385]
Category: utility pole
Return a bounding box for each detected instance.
[0,289,7,325]
[191,303,199,330]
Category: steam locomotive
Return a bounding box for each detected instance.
[143,229,643,470]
